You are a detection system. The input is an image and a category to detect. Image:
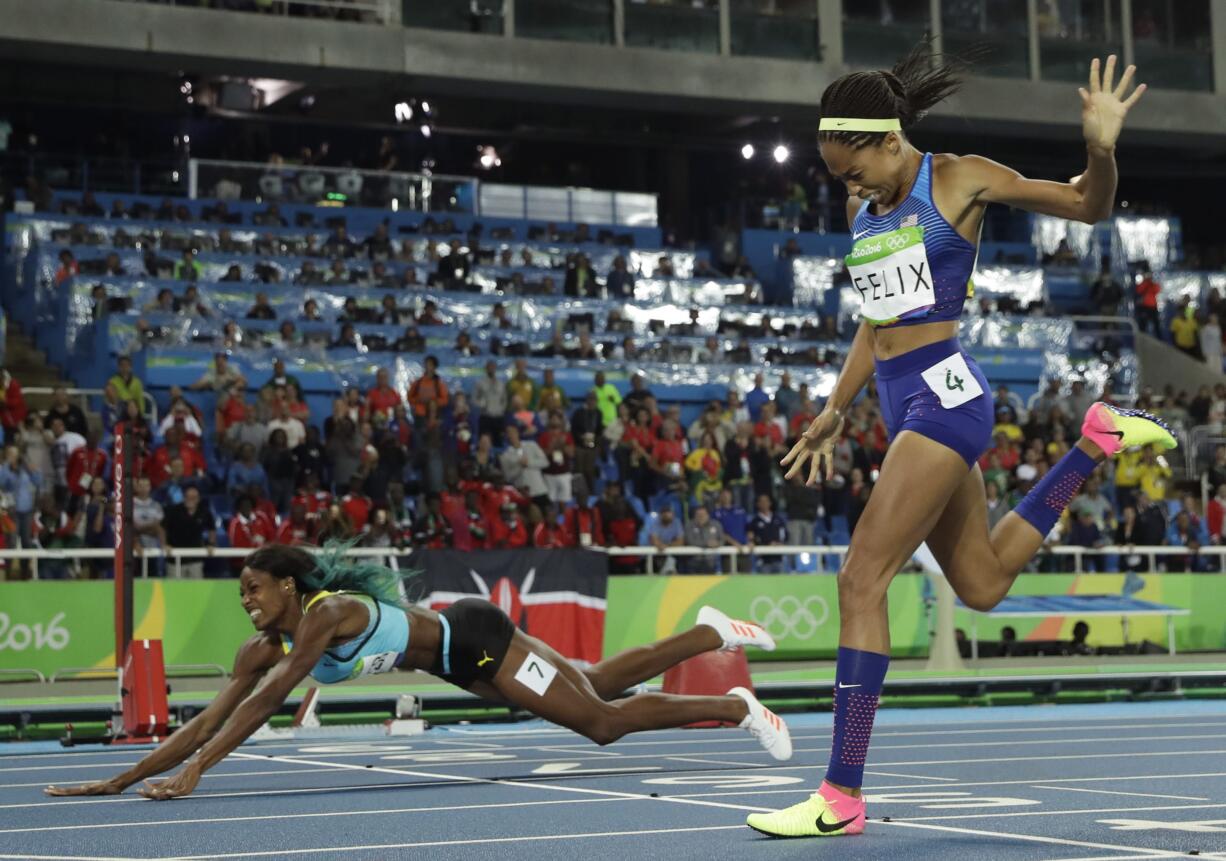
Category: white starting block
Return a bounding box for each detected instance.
[251,689,425,741]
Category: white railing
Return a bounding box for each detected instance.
[5,543,1220,580]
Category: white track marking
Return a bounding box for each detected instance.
[864,770,959,782]
[0,796,635,834]
[0,855,143,861]
[877,818,1198,858]
[1030,784,1210,801]
[229,752,775,816]
[158,825,747,859]
[892,801,1226,821]
[0,766,357,792]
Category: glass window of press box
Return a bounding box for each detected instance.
[624,0,721,54]
[731,0,821,63]
[1130,0,1212,92]
[1037,0,1123,83]
[402,0,506,34]
[942,0,1031,78]
[517,0,615,44]
[842,0,931,69]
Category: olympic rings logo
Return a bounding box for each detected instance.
[749,595,830,641]
[885,235,910,251]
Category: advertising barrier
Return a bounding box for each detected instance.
[1,570,1221,676]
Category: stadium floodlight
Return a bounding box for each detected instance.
[477,145,501,170]
[394,102,413,123]
[421,100,432,115]
[741,143,755,160]
[773,145,790,164]
[420,123,432,139]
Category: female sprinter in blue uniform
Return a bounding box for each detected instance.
[747,44,1176,839]
[46,544,789,800]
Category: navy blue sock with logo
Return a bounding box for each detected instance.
[825,646,890,789]
[1014,447,1098,537]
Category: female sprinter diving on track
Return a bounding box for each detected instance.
[46,543,789,801]
[746,44,1176,839]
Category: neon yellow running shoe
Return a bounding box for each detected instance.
[1081,402,1177,458]
[745,780,866,838]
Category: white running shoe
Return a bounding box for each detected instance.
[729,686,792,761]
[697,605,776,652]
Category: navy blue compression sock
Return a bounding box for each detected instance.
[825,646,890,789]
[1014,447,1098,537]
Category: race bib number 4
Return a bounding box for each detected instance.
[920,353,984,409]
[845,226,935,325]
[351,650,402,679]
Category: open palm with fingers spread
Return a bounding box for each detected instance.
[780,410,845,487]
[1079,55,1145,153]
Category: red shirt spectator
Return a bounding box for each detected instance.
[753,419,784,447]
[276,508,317,545]
[150,431,206,487]
[293,487,333,517]
[340,489,373,532]
[1136,274,1161,309]
[490,507,529,549]
[652,435,686,469]
[228,506,275,551]
[366,369,401,419]
[563,504,605,547]
[0,371,28,435]
[408,358,449,420]
[533,519,570,548]
[66,443,108,497]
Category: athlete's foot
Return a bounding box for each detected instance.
[1081,402,1177,459]
[729,686,792,760]
[745,780,867,838]
[697,606,776,652]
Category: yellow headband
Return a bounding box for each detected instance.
[818,117,902,133]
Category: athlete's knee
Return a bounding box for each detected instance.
[581,668,616,701]
[955,581,1006,613]
[836,554,893,616]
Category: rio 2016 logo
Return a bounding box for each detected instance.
[0,612,70,651]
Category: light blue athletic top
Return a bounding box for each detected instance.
[281,590,410,685]
[848,152,979,329]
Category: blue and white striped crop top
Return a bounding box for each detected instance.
[281,590,410,685]
[846,152,979,329]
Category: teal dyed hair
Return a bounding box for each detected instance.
[243,540,420,606]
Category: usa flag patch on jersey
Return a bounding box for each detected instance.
[900,213,919,228]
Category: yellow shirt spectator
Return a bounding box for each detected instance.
[1114,449,1143,489]
[1171,314,1199,351]
[1138,455,1172,501]
[992,421,1023,442]
[506,373,536,409]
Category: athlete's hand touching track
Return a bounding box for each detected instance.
[1080,55,1145,153]
[780,410,845,487]
[45,778,126,796]
[137,764,201,801]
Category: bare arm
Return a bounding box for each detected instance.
[138,608,340,800]
[950,56,1144,225]
[45,636,279,796]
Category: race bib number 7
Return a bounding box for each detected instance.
[845,226,935,325]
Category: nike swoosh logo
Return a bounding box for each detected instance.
[1107,430,1125,439]
[837,682,862,689]
[853,231,870,239]
[815,813,858,834]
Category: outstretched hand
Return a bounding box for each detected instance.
[45,779,125,797]
[1079,55,1146,153]
[137,765,201,801]
[779,410,845,487]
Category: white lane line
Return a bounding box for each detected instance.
[863,770,959,782]
[0,796,634,834]
[892,801,1226,821]
[0,855,143,861]
[229,751,775,816]
[1030,784,1211,802]
[877,818,1194,858]
[0,766,362,792]
[159,825,747,859]
[662,755,764,768]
